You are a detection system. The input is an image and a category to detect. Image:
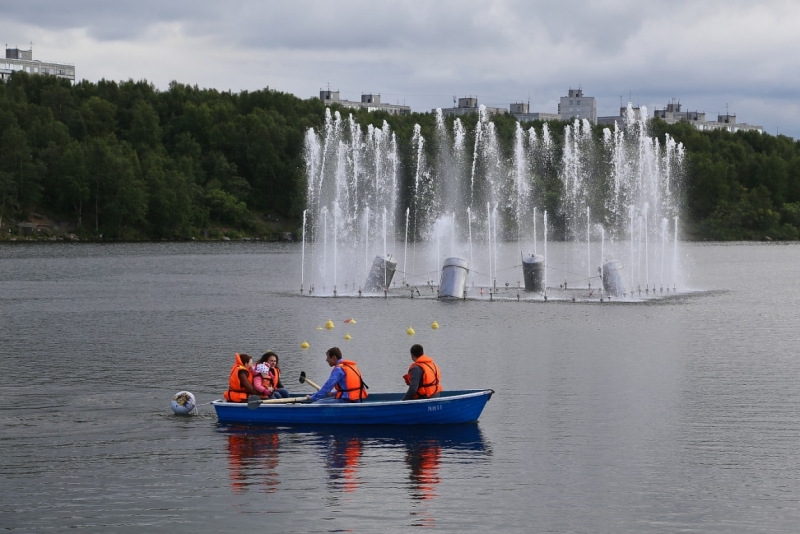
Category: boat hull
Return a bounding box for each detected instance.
[212,390,493,425]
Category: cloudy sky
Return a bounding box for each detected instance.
[3,0,799,137]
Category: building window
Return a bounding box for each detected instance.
[577,100,581,105]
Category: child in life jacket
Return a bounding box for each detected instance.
[253,361,289,399]
[253,362,278,398]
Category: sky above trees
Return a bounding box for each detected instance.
[2,0,799,137]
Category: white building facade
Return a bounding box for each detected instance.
[1,47,75,83]
[319,89,411,115]
[509,102,560,122]
[558,88,597,123]
[437,97,507,117]
[654,101,762,133]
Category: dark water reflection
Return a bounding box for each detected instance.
[219,424,488,503]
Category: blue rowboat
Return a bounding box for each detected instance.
[212,389,494,425]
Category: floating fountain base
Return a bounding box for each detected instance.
[602,260,626,297]
[522,254,545,292]
[439,257,469,298]
[364,255,397,292]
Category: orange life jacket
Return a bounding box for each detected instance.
[334,360,368,402]
[265,367,281,390]
[403,355,442,399]
[223,353,251,402]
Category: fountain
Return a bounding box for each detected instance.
[302,104,685,301]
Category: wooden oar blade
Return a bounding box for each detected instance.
[299,371,307,384]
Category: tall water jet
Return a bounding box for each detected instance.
[643,203,649,291]
[673,216,679,289]
[543,211,549,298]
[660,217,668,290]
[403,207,409,285]
[587,206,591,284]
[301,209,307,293]
[467,207,473,275]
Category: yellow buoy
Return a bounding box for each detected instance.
[407,326,415,335]
[344,333,352,340]
[316,326,323,330]
[301,341,310,349]
[431,321,439,329]
[349,319,357,324]
[325,319,335,330]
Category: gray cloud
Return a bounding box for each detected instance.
[2,0,799,136]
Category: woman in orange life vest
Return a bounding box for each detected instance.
[253,351,290,399]
[223,353,261,402]
[402,344,442,401]
[305,347,368,403]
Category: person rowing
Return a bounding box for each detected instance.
[305,347,368,403]
[402,344,442,401]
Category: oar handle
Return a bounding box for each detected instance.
[247,395,310,409]
[299,371,322,391]
[305,378,322,391]
[260,397,309,405]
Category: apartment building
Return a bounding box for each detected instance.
[1,47,75,83]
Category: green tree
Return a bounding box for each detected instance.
[85,137,147,236]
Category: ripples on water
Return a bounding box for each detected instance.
[1,242,799,532]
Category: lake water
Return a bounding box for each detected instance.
[1,241,799,533]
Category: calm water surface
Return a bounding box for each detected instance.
[1,242,799,532]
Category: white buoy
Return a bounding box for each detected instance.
[171,391,196,415]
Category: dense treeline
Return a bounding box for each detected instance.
[0,73,324,239]
[1,71,799,240]
[649,121,800,239]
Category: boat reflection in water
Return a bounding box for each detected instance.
[225,429,281,494]
[218,423,490,507]
[406,438,440,501]
[325,436,362,493]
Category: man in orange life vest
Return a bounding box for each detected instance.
[306,347,368,403]
[403,344,442,401]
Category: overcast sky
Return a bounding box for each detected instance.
[3,0,799,137]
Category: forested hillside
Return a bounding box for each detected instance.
[1,72,798,241]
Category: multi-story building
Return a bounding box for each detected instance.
[653,100,762,133]
[509,102,560,122]
[558,88,597,123]
[1,47,75,83]
[597,106,643,126]
[319,89,411,115]
[437,97,507,117]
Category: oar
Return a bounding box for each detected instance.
[299,371,322,391]
[247,395,308,410]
